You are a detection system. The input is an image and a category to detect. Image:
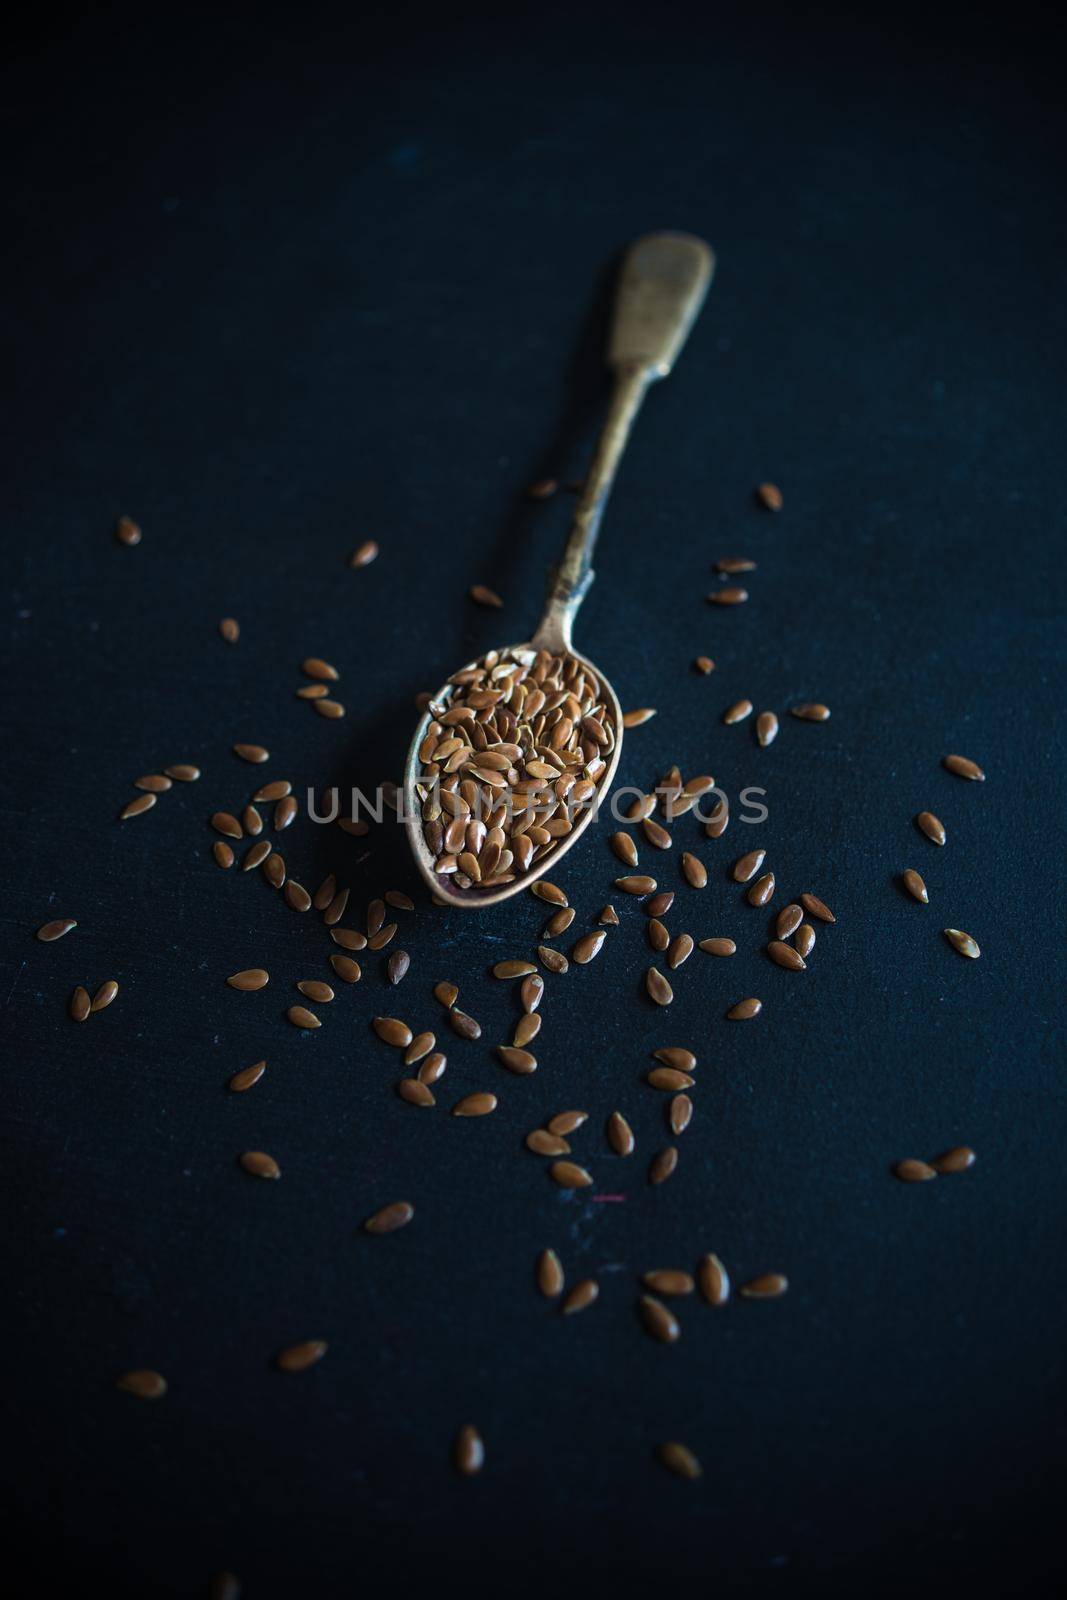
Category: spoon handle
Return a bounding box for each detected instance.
[532,232,715,653]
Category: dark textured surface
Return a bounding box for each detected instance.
[3,4,1065,1594]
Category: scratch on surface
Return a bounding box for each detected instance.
[4,959,28,1009]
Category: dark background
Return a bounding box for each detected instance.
[3,2,1065,1594]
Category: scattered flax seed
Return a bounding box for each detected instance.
[791,703,831,722]
[599,904,620,925]
[616,875,657,895]
[117,1369,167,1399]
[531,881,568,907]
[364,1201,414,1234]
[572,931,606,965]
[330,928,366,951]
[624,793,657,822]
[284,880,311,912]
[242,841,270,872]
[698,937,736,956]
[276,1341,327,1373]
[233,744,269,764]
[716,556,756,574]
[704,799,729,838]
[349,540,379,569]
[607,1112,635,1156]
[214,842,234,869]
[493,960,538,979]
[312,873,337,911]
[329,954,362,983]
[537,1249,565,1297]
[323,888,350,926]
[943,928,980,959]
[263,853,286,890]
[373,1017,412,1047]
[642,818,672,850]
[387,951,411,985]
[544,907,576,939]
[398,1078,435,1107]
[648,1068,694,1092]
[90,980,118,1011]
[302,658,339,681]
[649,1147,678,1186]
[527,477,558,499]
[520,976,543,1013]
[669,1096,693,1135]
[453,1092,497,1118]
[648,919,669,953]
[747,872,775,907]
[799,892,836,923]
[943,754,985,781]
[708,586,748,605]
[275,796,298,829]
[229,1061,266,1092]
[70,986,91,1022]
[755,482,783,511]
[115,515,142,546]
[37,919,77,942]
[367,899,386,937]
[165,764,200,782]
[135,774,172,792]
[450,1009,483,1040]
[287,1006,321,1030]
[513,1013,541,1048]
[549,1160,593,1189]
[297,682,328,698]
[527,1129,570,1156]
[680,853,707,889]
[227,968,269,991]
[698,1253,730,1306]
[548,1111,587,1136]
[795,924,816,958]
[659,1441,702,1479]
[667,934,694,969]
[646,968,674,1006]
[653,1047,696,1071]
[916,811,946,846]
[562,1279,599,1315]
[723,699,753,725]
[611,832,638,866]
[902,869,929,904]
[756,711,779,747]
[777,904,803,938]
[418,1053,447,1085]
[314,699,346,719]
[469,583,503,607]
[623,707,657,727]
[404,1031,435,1066]
[932,1146,976,1174]
[694,656,715,673]
[767,940,805,971]
[242,805,263,837]
[497,1046,537,1075]
[120,794,156,820]
[454,1424,484,1477]
[739,1273,788,1299]
[643,1270,694,1297]
[386,890,415,911]
[297,981,334,1003]
[219,617,239,643]
[732,849,765,882]
[894,1159,937,1183]
[726,997,762,1020]
[240,1151,280,1180]
[639,1295,680,1344]
[253,780,291,802]
[538,946,569,974]
[434,981,459,1008]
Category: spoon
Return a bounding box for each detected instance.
[403,231,715,909]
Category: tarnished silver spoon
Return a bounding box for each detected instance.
[404,232,714,908]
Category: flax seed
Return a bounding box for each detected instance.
[398,1078,435,1107]
[645,891,674,917]
[218,616,239,642]
[697,1253,730,1306]
[229,1061,266,1092]
[943,754,985,781]
[314,698,346,719]
[263,853,286,889]
[418,1053,447,1085]
[694,655,715,673]
[70,986,90,1021]
[932,1145,976,1174]
[538,946,568,974]
[233,744,269,764]
[117,1370,167,1399]
[642,819,672,851]
[698,937,735,956]
[543,1112,583,1137]
[212,812,243,839]
[90,980,118,1011]
[242,841,270,871]
[708,587,748,605]
[615,875,657,895]
[213,841,234,869]
[767,940,805,971]
[544,907,576,938]
[902,869,929,904]
[287,1005,321,1029]
[387,951,410,985]
[561,1278,598,1315]
[454,1424,484,1476]
[795,924,816,957]
[611,832,638,866]
[894,1158,936,1184]
[329,954,362,985]
[646,967,673,1006]
[732,849,765,882]
[916,812,946,846]
[643,1269,693,1296]
[723,699,753,726]
[647,919,669,953]
[373,1017,412,1047]
[497,1046,537,1075]
[165,763,200,782]
[537,1248,564,1297]
[726,997,761,1019]
[704,799,729,838]
[649,1146,678,1185]
[323,888,350,926]
[638,1295,679,1343]
[756,711,778,747]
[623,708,657,727]
[680,853,707,889]
[527,1129,570,1155]
[531,881,568,907]
[659,1441,701,1479]
[302,658,339,681]
[240,1151,280,1179]
[799,892,836,923]
[330,927,366,951]
[276,1340,327,1372]
[312,873,336,911]
[747,872,775,907]
[469,584,503,607]
[120,794,156,820]
[453,1092,497,1118]
[653,1047,696,1071]
[385,890,415,911]
[295,981,333,1004]
[606,1112,634,1155]
[667,934,693,969]
[493,960,537,979]
[450,1009,482,1040]
[755,482,783,511]
[520,976,543,1013]
[776,904,802,938]
[943,928,980,959]
[297,683,328,699]
[364,1201,414,1234]
[349,540,379,568]
[115,515,142,546]
[36,919,77,942]
[401,1032,433,1066]
[572,931,606,965]
[241,805,262,837]
[716,556,756,574]
[791,703,831,721]
[134,774,172,793]
[599,904,619,925]
[434,981,459,1008]
[669,1095,692,1136]
[284,880,311,913]
[273,795,297,830]
[513,1013,541,1048]
[227,968,269,991]
[739,1272,788,1298]
[648,1068,694,1092]
[549,1160,593,1189]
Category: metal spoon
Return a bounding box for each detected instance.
[403,231,715,908]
